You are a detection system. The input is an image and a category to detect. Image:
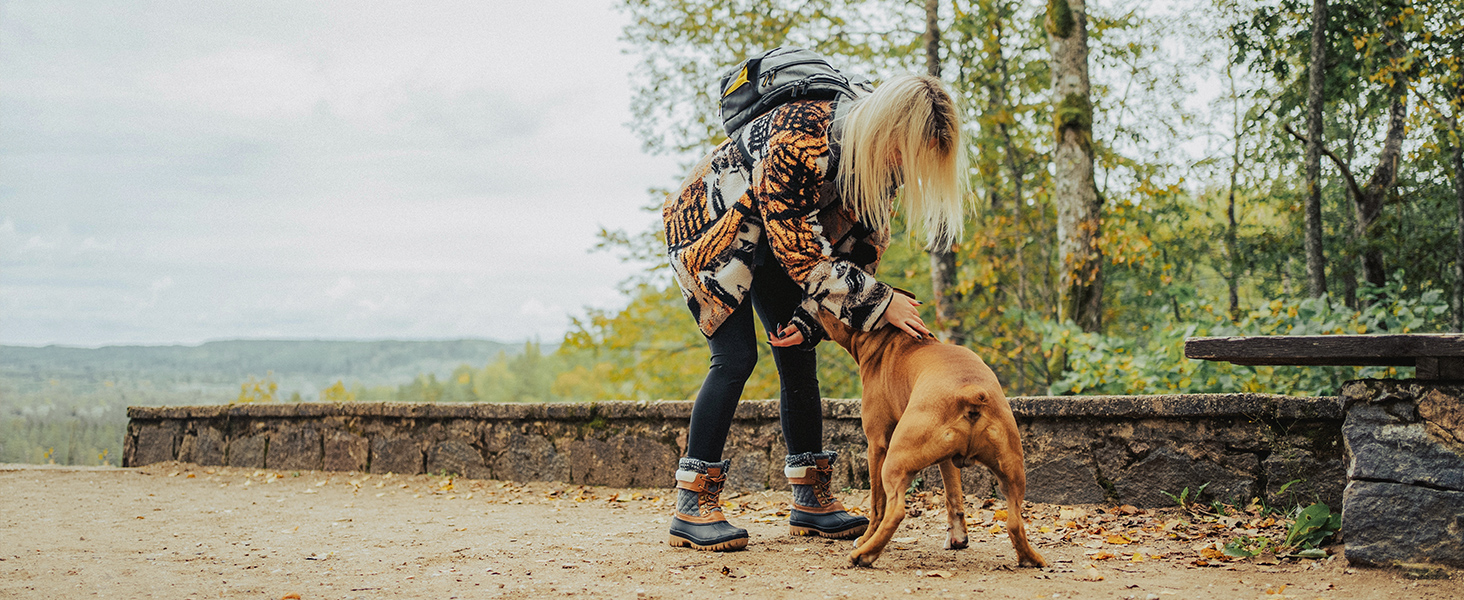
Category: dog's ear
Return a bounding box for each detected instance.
[816,309,854,351]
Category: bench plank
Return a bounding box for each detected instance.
[1185,334,1464,368]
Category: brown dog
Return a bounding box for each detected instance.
[819,308,1046,569]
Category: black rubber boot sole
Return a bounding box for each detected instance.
[789,509,869,540]
[668,516,749,551]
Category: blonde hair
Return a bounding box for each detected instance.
[836,74,968,249]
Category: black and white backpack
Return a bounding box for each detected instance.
[716,47,872,138]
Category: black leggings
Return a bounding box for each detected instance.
[685,260,823,462]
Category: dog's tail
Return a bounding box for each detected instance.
[956,383,991,407]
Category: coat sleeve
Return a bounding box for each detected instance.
[755,130,893,338]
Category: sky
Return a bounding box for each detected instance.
[0,0,685,347]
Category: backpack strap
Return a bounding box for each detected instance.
[826,99,850,181]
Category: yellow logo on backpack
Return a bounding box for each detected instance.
[723,65,750,97]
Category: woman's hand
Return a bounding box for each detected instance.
[768,323,805,348]
[881,294,932,340]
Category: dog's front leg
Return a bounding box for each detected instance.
[857,440,889,548]
[848,466,912,568]
[937,459,968,550]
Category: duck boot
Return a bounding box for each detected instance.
[786,451,868,539]
[667,458,748,551]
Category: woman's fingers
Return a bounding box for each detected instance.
[768,323,804,347]
[769,330,805,347]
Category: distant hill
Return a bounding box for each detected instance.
[0,339,535,401]
[0,339,544,464]
[5,338,524,386]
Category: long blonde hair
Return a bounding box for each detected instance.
[836,74,968,249]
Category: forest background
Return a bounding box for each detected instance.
[4,0,1460,465]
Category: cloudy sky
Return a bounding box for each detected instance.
[0,0,685,347]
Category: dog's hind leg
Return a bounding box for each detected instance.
[937,459,968,550]
[981,428,1046,568]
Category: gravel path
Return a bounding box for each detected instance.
[1,463,1457,599]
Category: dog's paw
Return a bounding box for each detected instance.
[944,534,968,550]
[849,551,879,568]
[1018,552,1047,568]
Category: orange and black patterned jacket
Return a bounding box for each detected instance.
[663,99,892,343]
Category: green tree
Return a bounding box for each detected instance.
[234,372,278,404]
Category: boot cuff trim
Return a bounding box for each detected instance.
[785,451,837,467]
[678,457,730,473]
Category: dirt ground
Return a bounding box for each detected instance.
[1,463,1458,600]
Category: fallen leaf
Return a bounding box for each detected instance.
[1199,547,1227,561]
[720,566,746,578]
[1106,535,1131,545]
[1255,552,1279,565]
[1265,584,1287,595]
[993,509,1009,520]
[1076,566,1104,581]
[281,594,301,600]
[926,570,953,578]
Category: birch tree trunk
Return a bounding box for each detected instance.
[1046,0,1102,332]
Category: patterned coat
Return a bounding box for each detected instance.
[663,99,893,343]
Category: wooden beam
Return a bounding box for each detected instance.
[1185,334,1464,368]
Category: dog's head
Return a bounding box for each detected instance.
[817,286,922,360]
[816,309,856,353]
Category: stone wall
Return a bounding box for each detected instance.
[1341,380,1464,568]
[125,393,1345,508]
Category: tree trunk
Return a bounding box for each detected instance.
[1046,0,1102,332]
[1303,0,1329,297]
[925,0,965,345]
[1355,89,1407,293]
[1452,129,1464,332]
[1225,63,1242,321]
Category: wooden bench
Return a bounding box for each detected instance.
[1188,333,1464,569]
[1185,334,1464,380]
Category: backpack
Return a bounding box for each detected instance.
[717,47,872,138]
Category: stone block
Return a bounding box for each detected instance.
[179,426,225,466]
[487,427,567,482]
[130,422,179,466]
[1341,380,1464,568]
[267,426,323,471]
[227,434,267,468]
[568,434,678,488]
[1345,392,1464,492]
[323,430,369,472]
[1264,449,1345,508]
[1026,455,1107,505]
[725,449,771,493]
[1112,448,1255,507]
[1343,480,1464,569]
[427,438,490,479]
[371,437,423,474]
